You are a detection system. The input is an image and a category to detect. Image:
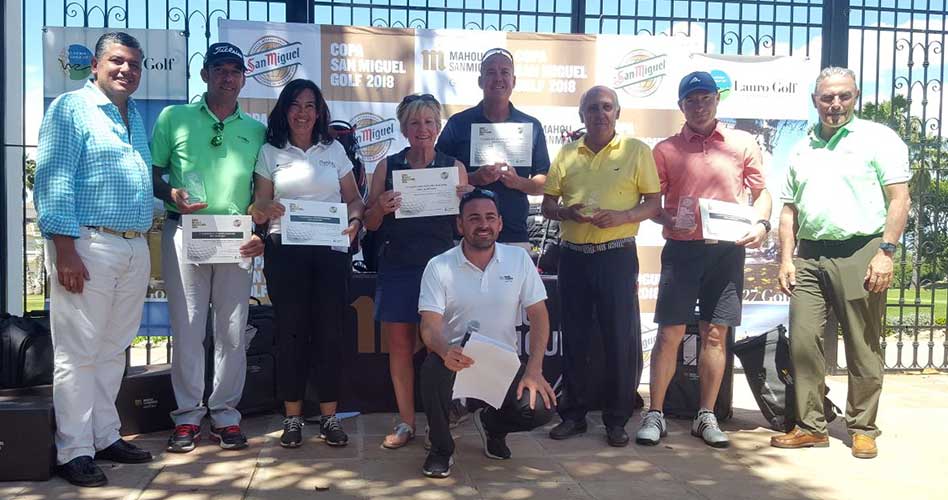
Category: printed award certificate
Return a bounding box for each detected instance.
[469,122,533,167]
[280,199,349,247]
[392,166,460,219]
[698,198,755,242]
[182,215,251,264]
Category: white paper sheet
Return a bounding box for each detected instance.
[469,122,533,167]
[698,198,755,242]
[451,333,521,410]
[392,166,460,219]
[280,199,349,247]
[182,215,251,264]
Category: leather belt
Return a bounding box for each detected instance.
[561,237,636,254]
[85,226,143,239]
[166,211,181,221]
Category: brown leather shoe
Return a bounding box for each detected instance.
[852,434,878,459]
[770,427,829,449]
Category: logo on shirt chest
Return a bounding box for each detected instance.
[499,274,514,283]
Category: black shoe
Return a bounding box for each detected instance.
[606,425,630,447]
[94,438,153,464]
[58,456,107,487]
[167,424,201,453]
[549,419,587,440]
[473,408,511,460]
[210,425,248,450]
[422,453,454,478]
[319,414,349,447]
[281,416,304,448]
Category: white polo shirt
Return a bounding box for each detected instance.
[418,243,547,349]
[254,139,353,234]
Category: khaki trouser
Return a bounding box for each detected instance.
[789,235,885,438]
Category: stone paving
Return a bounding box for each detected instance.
[2,373,945,500]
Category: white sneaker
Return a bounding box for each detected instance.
[635,410,667,446]
[692,410,729,448]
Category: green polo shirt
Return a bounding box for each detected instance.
[151,94,266,215]
[781,117,910,241]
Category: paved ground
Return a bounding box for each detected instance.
[2,373,945,500]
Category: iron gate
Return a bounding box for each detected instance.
[7,0,947,372]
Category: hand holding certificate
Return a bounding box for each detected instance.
[280,199,349,247]
[183,215,251,264]
[451,333,521,410]
[698,198,755,242]
[470,123,534,167]
[392,167,461,219]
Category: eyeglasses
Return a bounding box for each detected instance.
[481,47,514,64]
[401,93,438,105]
[210,121,225,147]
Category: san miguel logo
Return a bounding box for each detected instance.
[350,113,398,163]
[613,49,667,98]
[245,35,303,88]
[58,44,93,80]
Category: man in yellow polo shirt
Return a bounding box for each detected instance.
[542,85,661,447]
[151,42,266,453]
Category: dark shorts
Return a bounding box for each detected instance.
[654,240,745,327]
[375,267,425,323]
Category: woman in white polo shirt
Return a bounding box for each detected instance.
[250,79,364,449]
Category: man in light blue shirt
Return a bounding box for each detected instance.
[34,32,154,488]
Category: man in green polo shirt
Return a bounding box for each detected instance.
[151,42,266,453]
[771,67,910,459]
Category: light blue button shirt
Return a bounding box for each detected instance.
[35,80,153,238]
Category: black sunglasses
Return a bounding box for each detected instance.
[211,121,225,147]
[462,188,497,201]
[401,93,438,105]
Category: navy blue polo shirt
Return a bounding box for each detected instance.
[436,101,551,243]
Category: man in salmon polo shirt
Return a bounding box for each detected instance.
[636,71,771,449]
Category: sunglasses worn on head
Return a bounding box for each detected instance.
[463,188,497,201]
[481,47,514,64]
[211,121,225,147]
[401,93,438,105]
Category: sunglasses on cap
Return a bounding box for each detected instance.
[461,188,497,201]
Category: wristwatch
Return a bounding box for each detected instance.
[756,219,772,233]
[879,241,897,255]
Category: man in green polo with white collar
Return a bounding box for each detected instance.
[771,67,911,459]
[151,42,266,453]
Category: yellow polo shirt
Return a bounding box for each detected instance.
[545,133,661,244]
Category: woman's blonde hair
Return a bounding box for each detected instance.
[396,94,443,137]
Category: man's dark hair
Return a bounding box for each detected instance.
[459,188,501,215]
[266,79,332,149]
[94,32,143,59]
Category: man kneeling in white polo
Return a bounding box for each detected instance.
[417,188,556,478]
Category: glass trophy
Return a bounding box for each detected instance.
[183,171,207,204]
[580,192,600,218]
[674,196,698,230]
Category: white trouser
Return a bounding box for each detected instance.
[45,228,150,464]
[162,222,251,428]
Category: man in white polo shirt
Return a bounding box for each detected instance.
[417,188,556,478]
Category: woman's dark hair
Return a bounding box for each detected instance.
[266,79,332,148]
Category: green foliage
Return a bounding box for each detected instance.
[859,97,948,285]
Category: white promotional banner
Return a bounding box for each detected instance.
[43,27,187,99]
[220,19,320,99]
[595,34,702,110]
[42,27,188,134]
[690,53,819,120]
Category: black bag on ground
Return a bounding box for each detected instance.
[0,311,54,389]
[662,321,734,421]
[732,325,840,432]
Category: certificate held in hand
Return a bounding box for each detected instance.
[280,199,349,247]
[392,167,460,219]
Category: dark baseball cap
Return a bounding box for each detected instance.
[205,42,246,70]
[678,71,719,101]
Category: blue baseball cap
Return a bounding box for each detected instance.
[678,71,719,101]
